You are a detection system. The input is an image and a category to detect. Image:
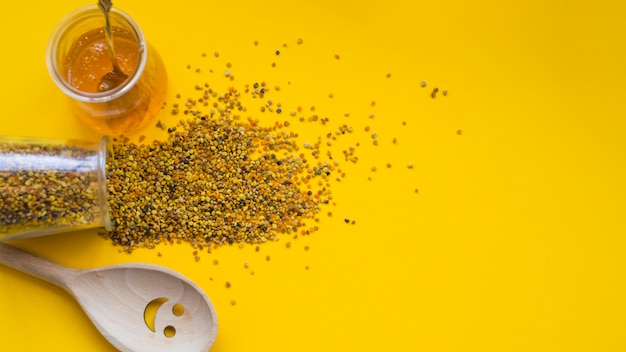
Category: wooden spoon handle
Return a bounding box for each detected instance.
[0,242,78,291]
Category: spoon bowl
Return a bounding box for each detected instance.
[98,68,128,92]
[0,242,218,352]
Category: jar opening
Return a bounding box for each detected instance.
[46,5,148,103]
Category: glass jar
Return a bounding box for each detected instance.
[46,5,167,136]
[0,135,112,240]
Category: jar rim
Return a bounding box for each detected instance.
[97,136,113,231]
[46,4,148,103]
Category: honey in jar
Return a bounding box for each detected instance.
[47,5,167,136]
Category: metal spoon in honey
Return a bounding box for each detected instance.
[0,242,218,352]
[97,0,128,92]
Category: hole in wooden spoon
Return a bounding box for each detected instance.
[164,325,176,338]
[144,297,169,332]
[172,303,185,316]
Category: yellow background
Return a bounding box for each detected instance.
[1,0,626,351]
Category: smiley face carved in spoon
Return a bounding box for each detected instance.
[0,242,218,352]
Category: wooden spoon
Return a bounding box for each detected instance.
[0,242,218,352]
[97,0,128,92]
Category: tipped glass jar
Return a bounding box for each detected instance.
[0,136,112,241]
[46,5,167,136]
